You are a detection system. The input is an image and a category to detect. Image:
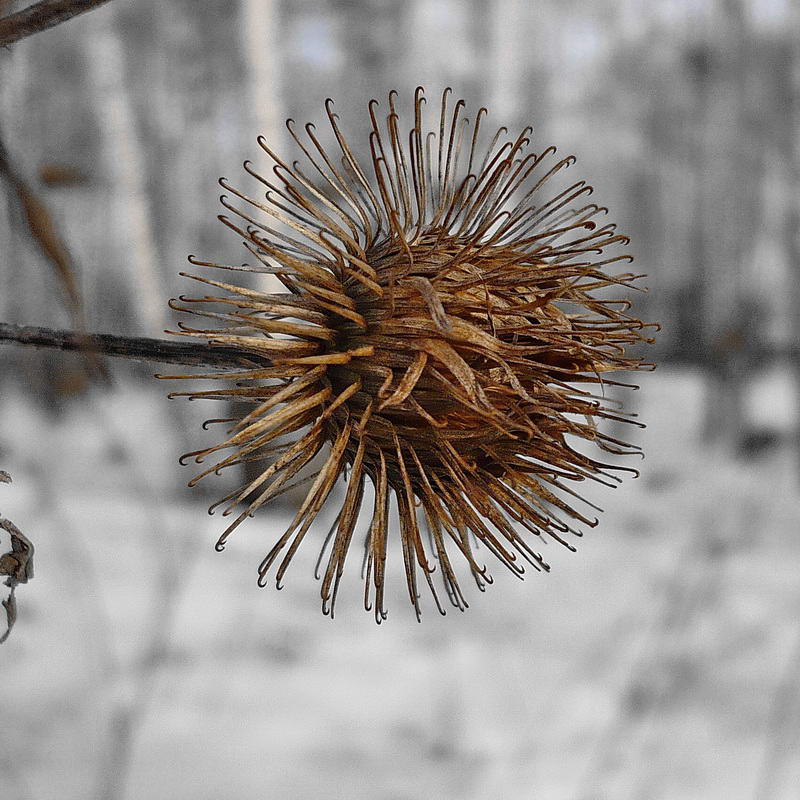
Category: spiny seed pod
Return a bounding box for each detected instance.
[162,88,656,622]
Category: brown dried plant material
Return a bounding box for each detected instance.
[0,139,82,313]
[0,471,34,644]
[164,88,656,621]
[39,163,89,187]
[0,132,106,383]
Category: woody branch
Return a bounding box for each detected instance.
[0,322,264,369]
[0,0,113,48]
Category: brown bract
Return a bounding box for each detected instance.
[163,88,656,621]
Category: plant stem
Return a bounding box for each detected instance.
[0,322,262,369]
[0,0,113,47]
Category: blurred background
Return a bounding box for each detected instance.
[1,0,799,797]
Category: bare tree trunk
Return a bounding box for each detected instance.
[240,0,283,297]
[235,0,285,492]
[241,0,283,160]
[700,3,762,446]
[84,8,165,336]
[781,19,800,476]
[489,0,524,134]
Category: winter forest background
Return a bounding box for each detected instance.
[1,0,799,798]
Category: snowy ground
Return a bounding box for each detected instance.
[1,367,799,799]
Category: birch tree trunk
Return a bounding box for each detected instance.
[489,0,525,135]
[84,7,165,336]
[782,21,800,473]
[241,0,283,296]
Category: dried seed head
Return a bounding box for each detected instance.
[164,88,656,621]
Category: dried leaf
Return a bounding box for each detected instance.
[0,473,33,644]
[38,163,89,187]
[0,130,106,383]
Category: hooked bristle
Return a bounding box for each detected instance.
[163,87,656,622]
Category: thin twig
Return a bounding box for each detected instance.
[0,322,265,369]
[0,0,113,47]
